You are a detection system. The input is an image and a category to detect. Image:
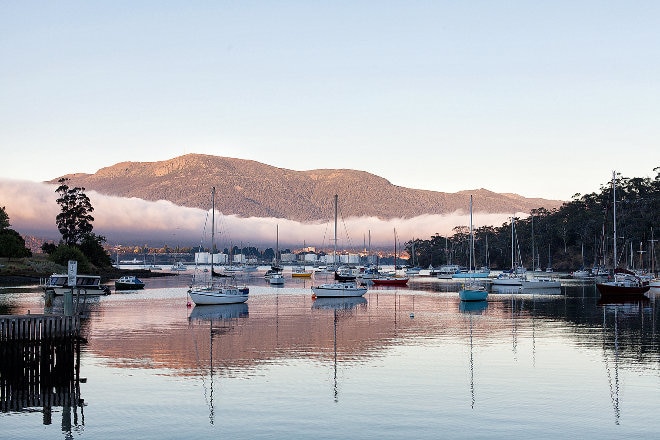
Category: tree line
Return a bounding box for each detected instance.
[405,169,660,273]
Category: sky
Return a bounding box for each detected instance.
[1,1,659,248]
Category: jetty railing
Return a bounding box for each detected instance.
[0,314,80,341]
[0,314,84,427]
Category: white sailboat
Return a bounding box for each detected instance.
[492,216,525,286]
[188,187,249,305]
[312,195,367,298]
[269,225,285,286]
[459,196,488,302]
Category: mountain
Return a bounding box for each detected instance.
[50,154,563,222]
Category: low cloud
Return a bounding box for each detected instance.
[1,179,523,250]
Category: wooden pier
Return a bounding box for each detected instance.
[0,314,81,341]
[1,314,84,420]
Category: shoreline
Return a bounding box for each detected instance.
[0,256,178,287]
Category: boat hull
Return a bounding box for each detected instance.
[459,289,488,302]
[491,276,524,286]
[596,283,650,297]
[115,276,145,290]
[188,287,249,305]
[49,286,109,296]
[114,282,145,290]
[452,271,490,279]
[371,277,409,286]
[521,280,561,289]
[312,283,367,298]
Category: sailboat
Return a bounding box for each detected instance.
[292,264,313,278]
[188,188,249,305]
[312,195,367,298]
[372,228,409,286]
[459,196,488,302]
[452,208,490,280]
[596,171,650,298]
[269,225,285,285]
[492,216,526,286]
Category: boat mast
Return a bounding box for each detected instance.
[650,228,657,276]
[211,187,215,278]
[334,194,338,267]
[394,228,397,271]
[469,195,473,272]
[612,171,617,270]
[510,217,514,270]
[531,215,535,270]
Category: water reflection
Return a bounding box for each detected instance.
[311,296,367,402]
[598,298,654,426]
[187,303,249,425]
[0,334,85,436]
[3,283,660,437]
[459,300,487,409]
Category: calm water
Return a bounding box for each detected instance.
[2,273,660,439]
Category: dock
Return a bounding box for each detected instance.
[0,314,84,419]
[0,314,81,341]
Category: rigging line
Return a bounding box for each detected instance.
[338,205,355,251]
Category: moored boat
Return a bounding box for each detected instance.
[371,276,409,286]
[596,172,650,300]
[491,271,525,286]
[436,264,461,279]
[115,275,145,290]
[452,268,491,279]
[42,273,110,295]
[269,271,285,285]
[334,265,359,281]
[521,277,561,289]
[311,281,367,298]
[170,261,187,271]
[572,268,592,279]
[458,196,488,302]
[459,284,488,302]
[188,285,249,305]
[188,188,249,306]
[292,267,313,278]
[596,270,650,298]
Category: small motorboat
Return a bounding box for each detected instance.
[115,275,145,290]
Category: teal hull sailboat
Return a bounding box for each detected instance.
[459,195,488,302]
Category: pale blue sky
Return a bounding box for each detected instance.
[1,1,658,200]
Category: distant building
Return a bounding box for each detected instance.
[195,252,228,264]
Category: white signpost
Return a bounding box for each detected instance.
[65,260,77,316]
[68,260,78,287]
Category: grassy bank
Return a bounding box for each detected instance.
[0,255,177,286]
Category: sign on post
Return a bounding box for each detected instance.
[67,260,78,287]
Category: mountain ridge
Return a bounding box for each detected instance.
[50,153,563,222]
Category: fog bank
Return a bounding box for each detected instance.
[0,179,524,250]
